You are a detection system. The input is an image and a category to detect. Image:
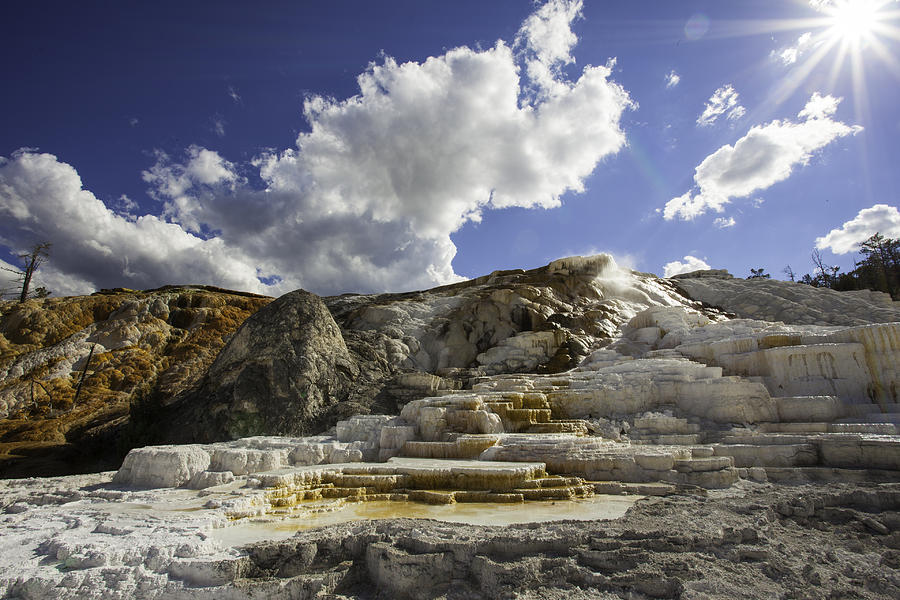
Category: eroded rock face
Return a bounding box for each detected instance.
[0,287,271,476]
[149,254,713,445]
[324,253,703,377]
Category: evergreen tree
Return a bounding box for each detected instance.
[857,233,899,297]
[798,234,900,299]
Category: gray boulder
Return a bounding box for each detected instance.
[176,290,360,440]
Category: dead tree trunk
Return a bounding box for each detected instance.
[72,344,96,408]
[1,242,51,303]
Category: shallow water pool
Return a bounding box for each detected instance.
[211,494,643,546]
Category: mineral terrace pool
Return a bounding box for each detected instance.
[210,494,644,546]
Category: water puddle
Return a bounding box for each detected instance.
[211,494,643,546]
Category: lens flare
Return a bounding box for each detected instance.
[684,14,711,40]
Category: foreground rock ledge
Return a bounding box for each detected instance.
[1,474,898,599]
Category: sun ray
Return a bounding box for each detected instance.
[867,36,900,76]
[769,33,840,105]
[848,45,875,208]
[826,39,851,89]
[872,12,900,41]
[850,40,869,122]
[762,0,900,123]
[702,18,830,39]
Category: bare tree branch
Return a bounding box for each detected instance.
[5,242,52,303]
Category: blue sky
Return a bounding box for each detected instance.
[2,0,899,297]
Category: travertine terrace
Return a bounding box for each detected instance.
[2,255,900,598]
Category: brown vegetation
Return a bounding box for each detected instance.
[0,287,271,476]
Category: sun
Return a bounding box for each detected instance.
[756,0,900,122]
[824,0,884,43]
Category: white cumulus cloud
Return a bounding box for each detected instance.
[142,145,241,233]
[713,216,736,228]
[663,255,711,278]
[696,85,745,127]
[665,93,862,221]
[1,0,634,297]
[798,93,841,120]
[516,0,583,96]
[665,70,680,88]
[815,204,900,254]
[0,150,279,297]
[775,32,814,65]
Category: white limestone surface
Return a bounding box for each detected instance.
[671,274,900,325]
[0,457,648,599]
[0,472,237,599]
[624,306,900,406]
[112,432,397,489]
[476,330,568,374]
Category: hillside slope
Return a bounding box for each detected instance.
[155,255,718,443]
[3,256,900,477]
[672,269,900,325]
[0,287,271,476]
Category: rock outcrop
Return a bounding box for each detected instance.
[152,254,718,444]
[672,270,900,325]
[4,259,900,478]
[172,290,359,441]
[3,259,900,598]
[0,287,271,476]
